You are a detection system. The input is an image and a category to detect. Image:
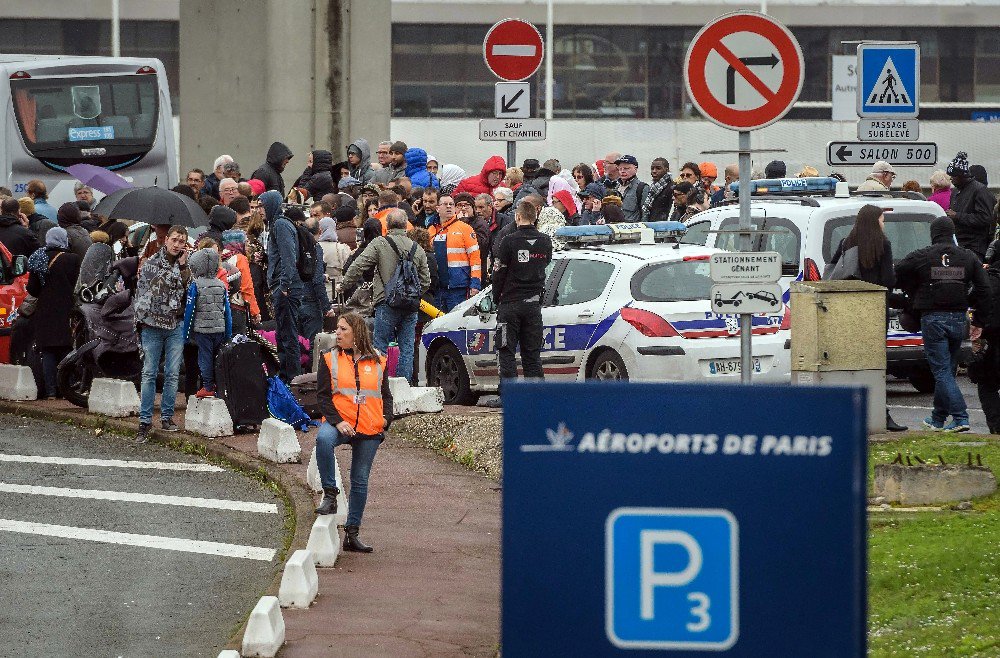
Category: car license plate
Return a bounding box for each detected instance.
[888,318,902,331]
[708,357,762,375]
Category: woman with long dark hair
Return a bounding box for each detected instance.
[314,311,393,552]
[572,163,594,191]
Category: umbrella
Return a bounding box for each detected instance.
[66,163,133,195]
[92,186,209,227]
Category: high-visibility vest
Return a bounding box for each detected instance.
[376,208,413,235]
[323,348,386,435]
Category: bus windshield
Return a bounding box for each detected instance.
[11,74,158,157]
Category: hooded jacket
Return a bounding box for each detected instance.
[404,148,439,190]
[251,142,293,197]
[56,202,92,259]
[347,139,375,186]
[895,216,991,315]
[293,149,336,201]
[0,214,40,258]
[437,165,466,194]
[183,248,232,338]
[454,156,506,197]
[262,190,302,293]
[202,204,237,246]
[950,178,997,259]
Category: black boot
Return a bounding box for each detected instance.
[314,487,339,515]
[343,525,373,553]
[886,410,907,432]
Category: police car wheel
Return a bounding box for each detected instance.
[429,343,477,406]
[589,351,629,382]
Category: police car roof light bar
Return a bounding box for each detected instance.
[729,176,839,198]
[555,222,688,247]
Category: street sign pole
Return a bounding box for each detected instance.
[738,130,752,383]
[507,140,516,179]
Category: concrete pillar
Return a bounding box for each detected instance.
[179,0,390,177]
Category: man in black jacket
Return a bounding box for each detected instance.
[0,198,40,258]
[491,199,553,390]
[251,141,293,197]
[945,151,996,260]
[896,216,991,432]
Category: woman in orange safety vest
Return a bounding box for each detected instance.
[314,311,393,553]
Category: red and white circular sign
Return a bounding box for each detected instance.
[684,12,804,131]
[483,19,544,81]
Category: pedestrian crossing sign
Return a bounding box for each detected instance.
[857,43,919,118]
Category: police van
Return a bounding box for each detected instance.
[417,222,791,405]
[686,177,946,392]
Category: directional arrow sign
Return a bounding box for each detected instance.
[495,82,530,118]
[726,54,779,105]
[826,141,937,167]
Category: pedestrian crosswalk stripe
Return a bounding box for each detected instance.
[0,482,279,513]
[0,518,276,561]
[0,452,225,473]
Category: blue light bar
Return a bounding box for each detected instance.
[554,222,687,246]
[728,176,838,196]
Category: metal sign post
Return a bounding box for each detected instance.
[738,130,753,383]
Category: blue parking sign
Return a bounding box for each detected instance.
[607,508,737,650]
[857,43,919,117]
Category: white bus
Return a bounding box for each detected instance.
[1,55,177,206]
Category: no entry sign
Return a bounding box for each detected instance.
[483,19,544,81]
[685,12,804,131]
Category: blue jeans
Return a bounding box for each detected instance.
[373,303,418,384]
[315,421,381,527]
[921,311,968,424]
[40,347,70,398]
[300,297,324,346]
[272,290,302,382]
[436,287,468,313]
[193,332,226,390]
[139,324,184,425]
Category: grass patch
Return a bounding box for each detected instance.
[868,433,1000,656]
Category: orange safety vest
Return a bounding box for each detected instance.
[323,349,387,435]
[375,208,413,235]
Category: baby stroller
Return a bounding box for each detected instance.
[58,244,143,407]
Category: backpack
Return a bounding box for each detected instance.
[381,237,422,312]
[287,218,317,282]
[266,375,317,431]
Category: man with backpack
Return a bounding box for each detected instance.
[341,209,431,384]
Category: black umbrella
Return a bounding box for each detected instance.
[92,186,209,227]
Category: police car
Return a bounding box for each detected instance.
[687,177,946,392]
[417,222,791,405]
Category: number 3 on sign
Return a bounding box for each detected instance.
[687,592,711,632]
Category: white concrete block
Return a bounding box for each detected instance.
[88,378,140,417]
[389,376,416,415]
[307,447,347,524]
[278,549,319,608]
[184,396,234,438]
[311,332,336,373]
[257,418,302,463]
[217,651,241,658]
[306,446,323,493]
[307,515,341,567]
[241,595,285,657]
[0,364,37,401]
[411,386,444,413]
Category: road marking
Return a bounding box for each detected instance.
[491,45,537,57]
[0,453,225,472]
[890,405,984,412]
[0,518,276,561]
[0,482,278,514]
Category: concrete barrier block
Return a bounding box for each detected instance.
[307,447,347,524]
[389,376,416,415]
[306,446,323,493]
[257,418,302,463]
[184,396,233,438]
[241,595,285,657]
[875,463,997,505]
[311,332,336,372]
[307,515,341,567]
[411,386,444,413]
[0,364,37,401]
[278,549,319,608]
[88,378,139,417]
[217,651,241,658]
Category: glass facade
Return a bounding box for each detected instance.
[392,24,1000,119]
[0,19,180,112]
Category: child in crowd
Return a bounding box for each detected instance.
[183,247,232,398]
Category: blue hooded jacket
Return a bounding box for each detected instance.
[262,190,301,293]
[404,147,439,190]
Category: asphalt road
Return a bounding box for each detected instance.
[0,417,286,658]
[888,374,991,433]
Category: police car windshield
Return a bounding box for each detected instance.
[630,260,714,302]
[823,213,934,265]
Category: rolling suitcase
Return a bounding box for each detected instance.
[215,340,270,430]
[290,372,322,418]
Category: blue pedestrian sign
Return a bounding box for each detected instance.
[502,382,868,657]
[857,43,919,118]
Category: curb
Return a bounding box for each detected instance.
[0,400,315,653]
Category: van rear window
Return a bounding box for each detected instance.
[823,214,934,264]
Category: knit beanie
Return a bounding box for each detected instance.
[946,151,970,176]
[221,228,246,251]
[46,226,69,249]
[209,204,237,230]
[57,202,80,225]
[247,179,266,196]
[552,190,577,215]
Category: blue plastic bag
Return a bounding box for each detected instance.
[267,376,317,431]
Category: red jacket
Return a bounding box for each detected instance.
[454,155,506,197]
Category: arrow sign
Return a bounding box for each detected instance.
[826,141,937,167]
[494,82,531,118]
[836,145,853,161]
[726,54,779,105]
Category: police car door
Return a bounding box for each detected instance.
[542,254,619,379]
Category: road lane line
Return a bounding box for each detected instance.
[0,518,276,561]
[0,482,278,514]
[0,453,225,472]
[889,405,984,412]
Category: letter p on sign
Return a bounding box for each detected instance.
[606,508,739,650]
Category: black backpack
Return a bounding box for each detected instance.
[381,237,422,312]
[288,218,317,282]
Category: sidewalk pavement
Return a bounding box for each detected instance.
[25,394,502,657]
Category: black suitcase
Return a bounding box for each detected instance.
[215,340,270,430]
[290,372,323,418]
